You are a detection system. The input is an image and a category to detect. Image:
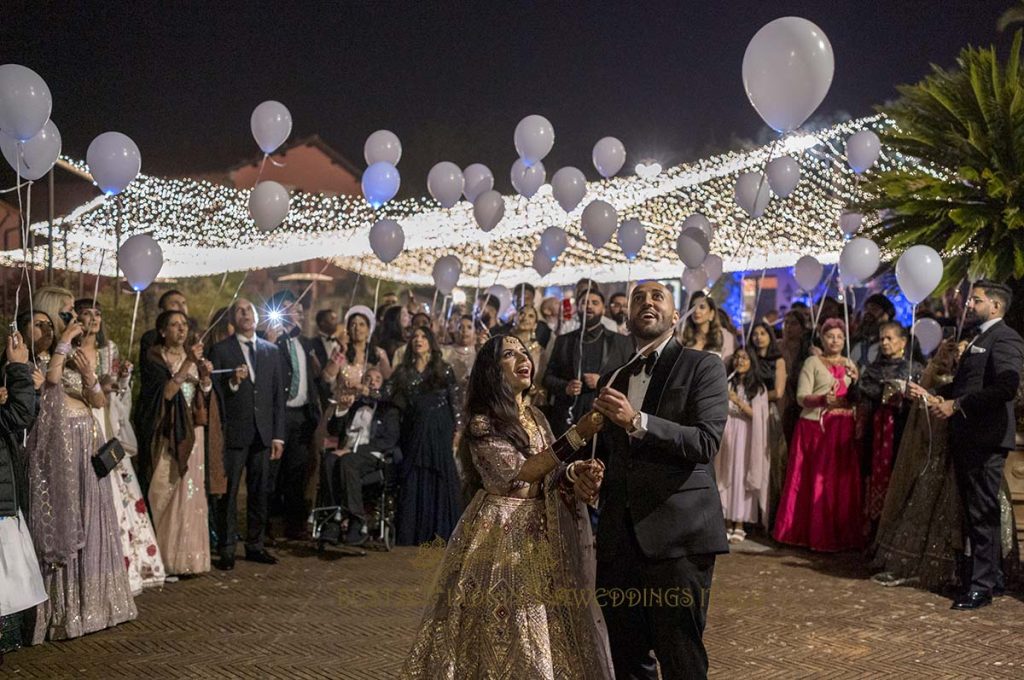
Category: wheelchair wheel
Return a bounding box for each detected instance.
[382,517,394,552]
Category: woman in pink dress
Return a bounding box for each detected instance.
[773,318,863,552]
[715,348,769,544]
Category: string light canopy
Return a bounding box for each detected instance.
[7,115,899,286]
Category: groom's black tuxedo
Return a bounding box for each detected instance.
[939,319,1024,595]
[595,338,729,680]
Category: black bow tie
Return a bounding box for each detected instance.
[629,352,658,377]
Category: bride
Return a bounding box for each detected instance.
[403,334,613,679]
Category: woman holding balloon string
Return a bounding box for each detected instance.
[27,286,137,643]
[322,306,392,399]
[857,322,921,532]
[773,318,863,552]
[74,298,166,594]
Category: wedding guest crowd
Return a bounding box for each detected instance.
[1,272,1021,655]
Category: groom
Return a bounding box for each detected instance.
[592,281,729,679]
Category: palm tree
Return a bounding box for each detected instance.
[999,1,1024,32]
[860,31,1024,330]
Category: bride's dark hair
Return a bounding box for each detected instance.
[456,334,535,504]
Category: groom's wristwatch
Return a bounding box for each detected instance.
[627,411,642,434]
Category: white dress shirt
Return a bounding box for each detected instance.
[626,334,674,439]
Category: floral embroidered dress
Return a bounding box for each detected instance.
[95,341,165,593]
[402,407,613,679]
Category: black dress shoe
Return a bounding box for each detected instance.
[217,556,236,571]
[951,590,992,610]
[244,549,279,565]
[344,519,368,546]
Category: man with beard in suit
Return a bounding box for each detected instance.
[910,280,1024,610]
[210,298,285,569]
[592,281,730,679]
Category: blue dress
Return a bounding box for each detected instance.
[391,364,461,546]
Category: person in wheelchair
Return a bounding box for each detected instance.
[324,367,401,545]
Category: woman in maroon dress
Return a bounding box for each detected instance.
[773,318,863,552]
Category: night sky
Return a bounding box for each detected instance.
[1,1,1014,194]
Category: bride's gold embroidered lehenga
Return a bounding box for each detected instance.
[403,406,613,679]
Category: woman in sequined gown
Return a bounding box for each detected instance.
[27,286,136,643]
[75,298,165,594]
[403,335,613,679]
[390,327,463,545]
[138,310,222,576]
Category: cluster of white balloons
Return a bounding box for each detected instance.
[247,101,294,232]
[363,129,402,208]
[672,213,721,291]
[1,63,161,288]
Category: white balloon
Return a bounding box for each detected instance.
[704,254,724,284]
[514,114,555,165]
[676,227,710,269]
[551,166,587,212]
[427,161,465,209]
[540,226,568,262]
[0,119,60,180]
[617,219,646,260]
[838,237,881,285]
[682,267,709,292]
[362,162,401,207]
[248,181,290,232]
[846,130,881,174]
[86,132,141,195]
[368,219,405,264]
[682,213,714,242]
[839,211,863,237]
[364,129,402,166]
[485,284,513,317]
[0,64,52,142]
[510,158,546,198]
[766,155,800,197]
[581,199,618,250]
[793,255,824,291]
[533,247,554,277]
[592,136,626,178]
[118,234,163,292]
[462,163,494,202]
[472,190,505,232]
[742,17,834,132]
[734,171,772,218]
[913,318,943,356]
[896,245,943,304]
[250,100,292,154]
[838,265,860,288]
[431,255,462,295]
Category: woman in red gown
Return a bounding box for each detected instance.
[773,318,863,552]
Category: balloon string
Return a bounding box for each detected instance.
[199,271,250,343]
[955,278,970,342]
[254,154,268,187]
[348,258,365,309]
[128,291,141,360]
[734,135,782,329]
[907,303,917,389]
[372,277,381,314]
[842,283,852,357]
[568,278,594,427]
[287,260,333,312]
[812,264,837,329]
[0,179,33,194]
[12,152,26,324]
[91,249,106,314]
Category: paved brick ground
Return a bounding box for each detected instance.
[4,537,1023,679]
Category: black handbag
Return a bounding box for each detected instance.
[92,438,126,479]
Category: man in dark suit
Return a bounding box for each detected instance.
[592,281,730,679]
[267,291,322,540]
[210,298,286,569]
[324,367,401,545]
[544,286,632,437]
[911,280,1024,610]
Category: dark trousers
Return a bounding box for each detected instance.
[597,513,716,680]
[215,436,269,557]
[321,448,380,521]
[270,407,317,534]
[952,446,1007,593]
